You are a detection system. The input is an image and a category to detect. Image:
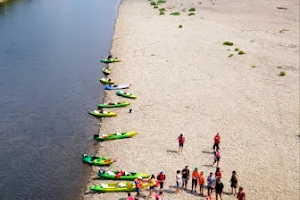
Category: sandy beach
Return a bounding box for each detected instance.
[83,0,299,199]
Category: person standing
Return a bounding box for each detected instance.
[215,178,224,200]
[147,175,156,200]
[176,170,182,196]
[134,176,143,200]
[199,171,205,195]
[213,148,221,167]
[213,133,221,151]
[178,134,185,154]
[157,171,166,190]
[237,186,246,200]
[181,166,190,189]
[230,171,238,195]
[155,191,163,200]
[207,172,216,196]
[191,167,199,193]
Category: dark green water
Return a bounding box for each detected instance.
[0,0,119,199]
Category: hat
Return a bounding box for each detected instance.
[138,176,143,179]
[160,171,164,174]
[194,167,198,170]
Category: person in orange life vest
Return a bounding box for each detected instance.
[147,174,157,200]
[213,148,221,167]
[127,192,134,200]
[177,134,185,154]
[191,167,199,193]
[199,171,205,195]
[156,171,166,190]
[155,191,163,200]
[237,186,246,200]
[215,167,222,179]
[134,176,143,200]
[213,133,221,151]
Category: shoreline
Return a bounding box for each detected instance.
[83,0,299,199]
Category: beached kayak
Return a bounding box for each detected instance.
[98,101,130,108]
[88,110,117,117]
[104,84,130,90]
[116,90,137,99]
[97,169,150,180]
[93,132,138,141]
[90,182,148,193]
[102,68,111,75]
[82,154,114,166]
[100,58,121,63]
[100,78,114,84]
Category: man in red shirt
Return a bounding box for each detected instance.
[213,133,221,151]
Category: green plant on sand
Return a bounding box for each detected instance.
[159,11,165,15]
[170,12,180,15]
[279,71,286,76]
[238,50,246,55]
[188,12,195,16]
[179,24,182,28]
[189,8,196,11]
[157,0,166,3]
[228,54,234,57]
[154,5,158,8]
[150,2,156,6]
[252,65,256,68]
[234,48,239,51]
[223,41,234,46]
[279,29,289,33]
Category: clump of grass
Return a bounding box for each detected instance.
[279,29,289,33]
[189,8,196,11]
[188,12,195,16]
[238,50,246,55]
[154,5,158,8]
[223,41,234,46]
[234,48,239,51]
[279,71,286,76]
[170,12,180,15]
[159,11,165,15]
[179,24,182,28]
[159,8,165,11]
[228,54,234,57]
[150,2,156,6]
[157,0,166,3]
[252,65,256,68]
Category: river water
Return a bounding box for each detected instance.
[0,0,119,199]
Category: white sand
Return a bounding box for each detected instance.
[83,0,299,199]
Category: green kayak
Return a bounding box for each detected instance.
[98,101,130,108]
[116,90,137,99]
[90,182,148,193]
[102,68,111,75]
[93,132,138,141]
[82,154,114,166]
[100,58,121,63]
[100,78,114,84]
[97,169,150,180]
[88,110,117,117]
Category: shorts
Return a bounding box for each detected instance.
[216,190,222,194]
[192,179,198,186]
[231,182,238,188]
[176,182,182,188]
[215,157,220,161]
[159,182,164,189]
[150,186,155,190]
[135,188,140,194]
[179,143,184,147]
[207,186,214,190]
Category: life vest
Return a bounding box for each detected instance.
[155,194,162,200]
[199,174,205,184]
[237,191,245,200]
[216,171,222,178]
[134,179,142,188]
[178,136,185,144]
[149,178,156,187]
[127,196,134,200]
[214,135,221,144]
[157,174,165,181]
[192,170,199,179]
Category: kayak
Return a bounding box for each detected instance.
[100,78,114,84]
[88,110,117,117]
[82,154,114,166]
[98,101,130,108]
[97,169,150,180]
[102,68,111,75]
[104,84,130,90]
[90,182,148,193]
[93,132,138,141]
[116,90,137,99]
[100,58,121,63]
